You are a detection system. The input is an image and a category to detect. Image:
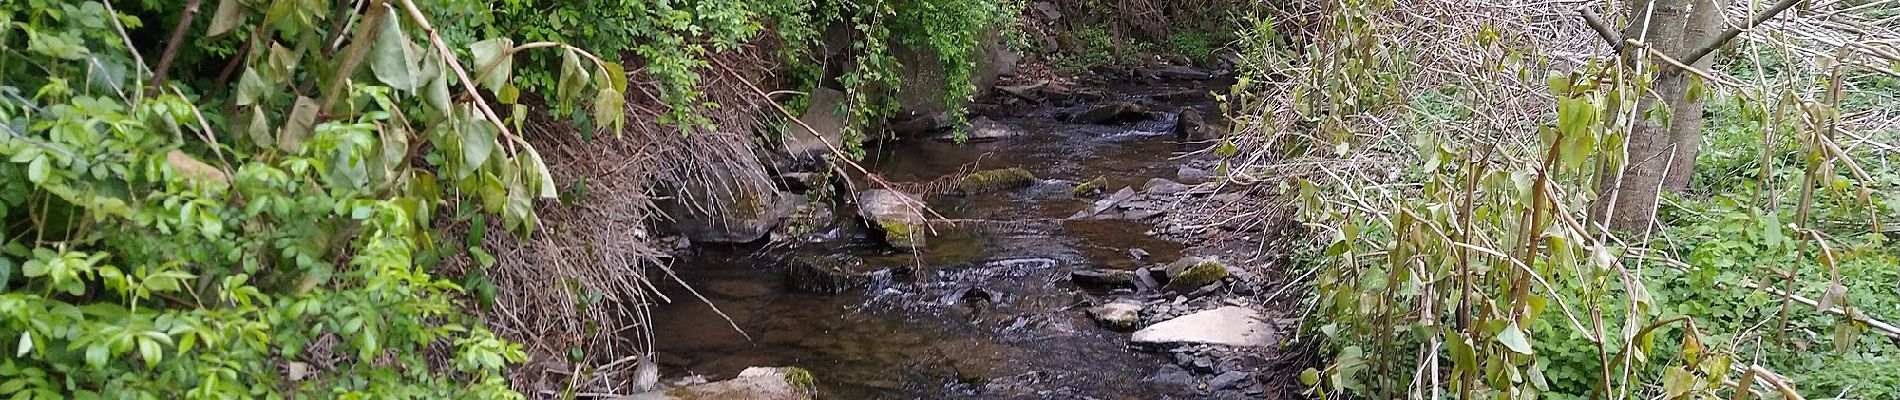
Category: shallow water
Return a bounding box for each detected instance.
[647,81,1225,399]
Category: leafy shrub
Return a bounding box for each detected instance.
[0,0,623,396]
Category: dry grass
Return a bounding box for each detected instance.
[1211,0,1900,228]
[447,44,786,395]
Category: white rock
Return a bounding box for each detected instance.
[1088,300,1145,330]
[1130,306,1275,347]
[622,367,812,400]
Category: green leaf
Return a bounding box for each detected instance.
[207,0,246,37]
[279,96,318,153]
[602,61,628,92]
[1661,365,1693,398]
[468,246,496,269]
[422,53,452,115]
[246,106,273,147]
[25,155,47,183]
[521,144,557,199]
[235,69,266,106]
[556,49,591,110]
[1299,368,1320,386]
[137,338,161,368]
[593,87,624,136]
[84,344,107,369]
[459,106,498,172]
[1496,322,1534,354]
[470,38,515,93]
[16,332,30,357]
[369,9,419,91]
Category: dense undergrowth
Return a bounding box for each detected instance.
[0,0,1014,397]
[1221,0,1900,398]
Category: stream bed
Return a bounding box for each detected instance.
[647,80,1233,399]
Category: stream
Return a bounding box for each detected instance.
[647,80,1229,399]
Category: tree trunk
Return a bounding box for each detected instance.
[1594,0,1724,233]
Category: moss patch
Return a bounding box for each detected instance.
[784,367,818,395]
[954,167,1037,194]
[1164,257,1229,293]
[877,219,926,248]
[1072,176,1108,198]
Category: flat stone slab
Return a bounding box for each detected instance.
[1130,306,1274,347]
[621,367,812,400]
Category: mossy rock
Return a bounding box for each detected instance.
[786,256,862,294]
[1163,256,1229,293]
[1072,176,1108,198]
[857,189,930,248]
[877,219,927,248]
[954,167,1037,195]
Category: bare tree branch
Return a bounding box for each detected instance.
[1681,0,1806,64]
[149,0,204,95]
[1578,6,1626,51]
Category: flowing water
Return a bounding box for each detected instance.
[647,81,1225,399]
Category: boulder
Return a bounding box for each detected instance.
[784,87,847,160]
[1068,101,1152,124]
[1088,299,1145,331]
[1130,306,1274,347]
[1163,256,1229,293]
[891,111,954,137]
[622,367,815,400]
[857,189,930,248]
[954,167,1037,194]
[1142,178,1189,196]
[996,84,1044,103]
[661,180,797,244]
[1175,108,1216,141]
[773,196,837,242]
[785,255,863,294]
[1208,370,1252,390]
[895,30,1008,119]
[1032,1,1063,20]
[1176,165,1214,182]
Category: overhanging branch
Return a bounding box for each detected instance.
[1578,6,1626,52]
[1681,0,1806,65]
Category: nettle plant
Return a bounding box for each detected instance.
[0,0,617,397]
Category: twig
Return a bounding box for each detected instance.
[148,0,204,96]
